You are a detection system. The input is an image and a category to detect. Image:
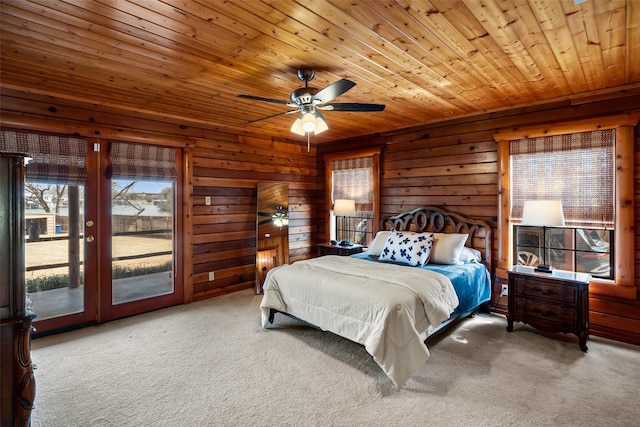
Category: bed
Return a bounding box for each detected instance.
[260,206,493,386]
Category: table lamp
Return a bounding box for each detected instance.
[521,200,565,273]
[333,199,355,244]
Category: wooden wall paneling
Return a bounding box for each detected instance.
[634,125,640,290]
[288,185,322,262]
[590,296,640,338]
[0,89,304,146]
[189,134,319,300]
[174,141,256,298]
[380,131,499,225]
[181,147,194,303]
[615,125,636,287]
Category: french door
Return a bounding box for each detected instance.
[6,131,183,335]
[98,141,183,322]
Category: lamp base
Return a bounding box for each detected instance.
[534,264,554,273]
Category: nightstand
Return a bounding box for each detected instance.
[507,265,591,352]
[317,243,364,257]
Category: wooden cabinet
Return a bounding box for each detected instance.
[1,154,36,426]
[507,265,591,352]
[317,243,363,257]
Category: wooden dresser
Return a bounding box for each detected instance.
[507,265,591,352]
[1,154,36,426]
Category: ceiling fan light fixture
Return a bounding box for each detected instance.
[301,112,317,133]
[290,111,328,136]
[238,69,384,139]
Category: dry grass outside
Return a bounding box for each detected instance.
[26,235,173,280]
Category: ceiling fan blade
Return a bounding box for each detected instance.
[320,103,386,112]
[312,79,356,104]
[243,109,298,125]
[258,218,273,225]
[258,212,272,217]
[235,94,289,105]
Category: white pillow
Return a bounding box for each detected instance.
[379,230,434,266]
[431,233,469,265]
[367,230,391,256]
[459,246,482,263]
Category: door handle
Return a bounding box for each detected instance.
[86,235,95,243]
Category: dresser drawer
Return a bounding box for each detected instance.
[513,297,577,328]
[512,276,577,305]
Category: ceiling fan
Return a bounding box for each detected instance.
[258,205,288,227]
[236,69,385,137]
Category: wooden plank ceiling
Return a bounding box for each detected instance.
[1,0,639,145]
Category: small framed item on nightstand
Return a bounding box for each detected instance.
[507,265,591,352]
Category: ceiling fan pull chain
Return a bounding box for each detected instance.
[307,132,310,152]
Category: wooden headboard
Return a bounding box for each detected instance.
[380,206,492,268]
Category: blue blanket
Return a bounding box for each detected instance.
[350,252,491,317]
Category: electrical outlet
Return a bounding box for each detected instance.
[208,271,215,281]
[501,284,509,296]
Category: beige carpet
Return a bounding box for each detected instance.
[31,289,640,426]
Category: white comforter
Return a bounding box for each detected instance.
[260,256,459,386]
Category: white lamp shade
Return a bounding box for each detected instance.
[301,113,317,133]
[521,200,565,226]
[313,111,329,135]
[333,199,356,216]
[290,115,306,136]
[290,112,329,136]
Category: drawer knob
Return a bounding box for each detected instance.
[532,286,557,296]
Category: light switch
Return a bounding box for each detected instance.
[205,196,211,205]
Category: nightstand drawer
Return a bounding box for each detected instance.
[513,297,577,327]
[513,275,577,305]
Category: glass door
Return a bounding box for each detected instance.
[2,130,184,333]
[25,184,92,321]
[13,133,99,335]
[110,179,175,305]
[98,142,183,322]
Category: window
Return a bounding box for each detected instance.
[494,113,638,298]
[323,148,381,246]
[510,129,615,279]
[331,156,374,244]
[514,226,614,279]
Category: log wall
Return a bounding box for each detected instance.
[320,95,640,346]
[189,135,321,300]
